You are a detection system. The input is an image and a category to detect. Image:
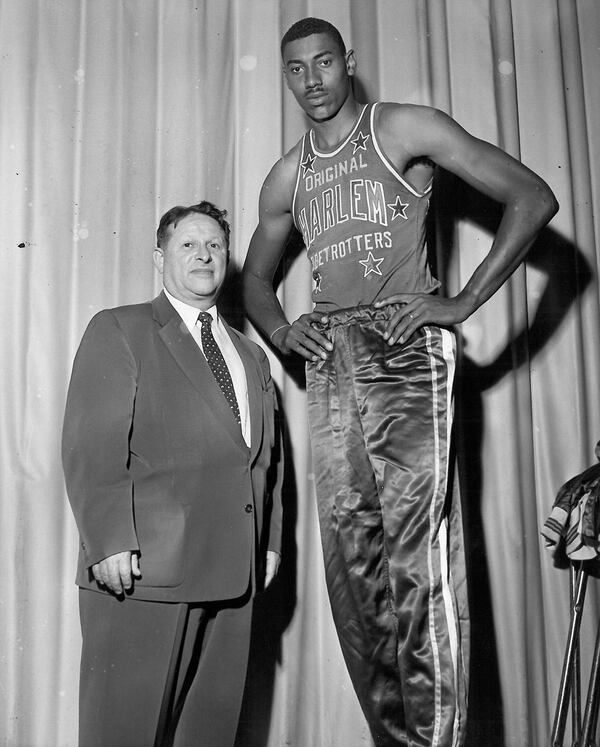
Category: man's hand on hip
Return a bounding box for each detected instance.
[375,292,472,344]
[273,313,332,361]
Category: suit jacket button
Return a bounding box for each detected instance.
[244,504,253,514]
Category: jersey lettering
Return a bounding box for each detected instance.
[297,178,388,248]
[292,104,439,309]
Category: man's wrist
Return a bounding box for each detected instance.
[270,323,291,349]
[454,288,479,321]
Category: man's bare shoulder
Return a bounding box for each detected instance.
[260,140,303,212]
[265,140,302,186]
[377,102,452,135]
[376,102,468,161]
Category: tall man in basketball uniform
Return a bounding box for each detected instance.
[242,17,558,746]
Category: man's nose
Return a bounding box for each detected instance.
[305,65,321,88]
[196,244,212,262]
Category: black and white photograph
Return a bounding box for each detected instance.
[1,1,599,745]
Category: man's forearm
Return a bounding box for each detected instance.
[242,270,290,340]
[457,187,558,316]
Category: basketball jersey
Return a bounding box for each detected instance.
[292,103,440,311]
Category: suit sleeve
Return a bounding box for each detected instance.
[62,310,139,567]
[260,350,283,555]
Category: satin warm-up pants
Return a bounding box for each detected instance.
[306,305,469,747]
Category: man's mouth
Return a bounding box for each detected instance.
[306,89,327,102]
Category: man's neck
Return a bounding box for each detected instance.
[311,97,363,151]
[163,288,217,323]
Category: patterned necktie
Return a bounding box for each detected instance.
[197,312,241,424]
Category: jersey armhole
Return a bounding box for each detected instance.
[370,103,433,197]
[290,136,306,229]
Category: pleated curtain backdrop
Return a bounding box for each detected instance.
[1,1,599,745]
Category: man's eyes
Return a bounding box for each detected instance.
[289,59,332,74]
[182,241,223,250]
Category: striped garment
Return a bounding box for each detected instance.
[306,304,469,747]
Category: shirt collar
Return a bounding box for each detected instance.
[163,288,218,332]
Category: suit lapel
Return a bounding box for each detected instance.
[152,293,247,452]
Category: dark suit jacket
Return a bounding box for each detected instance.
[62,292,282,603]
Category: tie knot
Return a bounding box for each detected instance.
[198,311,212,328]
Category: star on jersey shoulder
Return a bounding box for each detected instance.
[359,251,384,277]
[388,195,410,220]
[301,152,317,176]
[351,131,370,154]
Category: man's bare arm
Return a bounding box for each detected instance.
[375,105,559,344]
[243,154,332,361]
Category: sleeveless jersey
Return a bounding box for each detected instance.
[291,103,440,311]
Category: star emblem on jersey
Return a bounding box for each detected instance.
[388,195,410,220]
[359,251,384,277]
[301,152,317,176]
[313,270,322,293]
[351,131,370,153]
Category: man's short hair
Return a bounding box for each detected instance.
[156,201,231,249]
[280,17,346,57]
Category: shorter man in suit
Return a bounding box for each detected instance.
[62,200,283,747]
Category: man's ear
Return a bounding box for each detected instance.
[346,49,356,77]
[282,67,291,90]
[153,248,164,273]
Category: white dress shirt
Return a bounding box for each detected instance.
[164,289,251,447]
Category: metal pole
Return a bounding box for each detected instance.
[580,617,600,746]
[552,565,588,746]
[572,564,583,745]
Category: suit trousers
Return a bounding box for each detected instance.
[306,305,469,747]
[78,587,253,747]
